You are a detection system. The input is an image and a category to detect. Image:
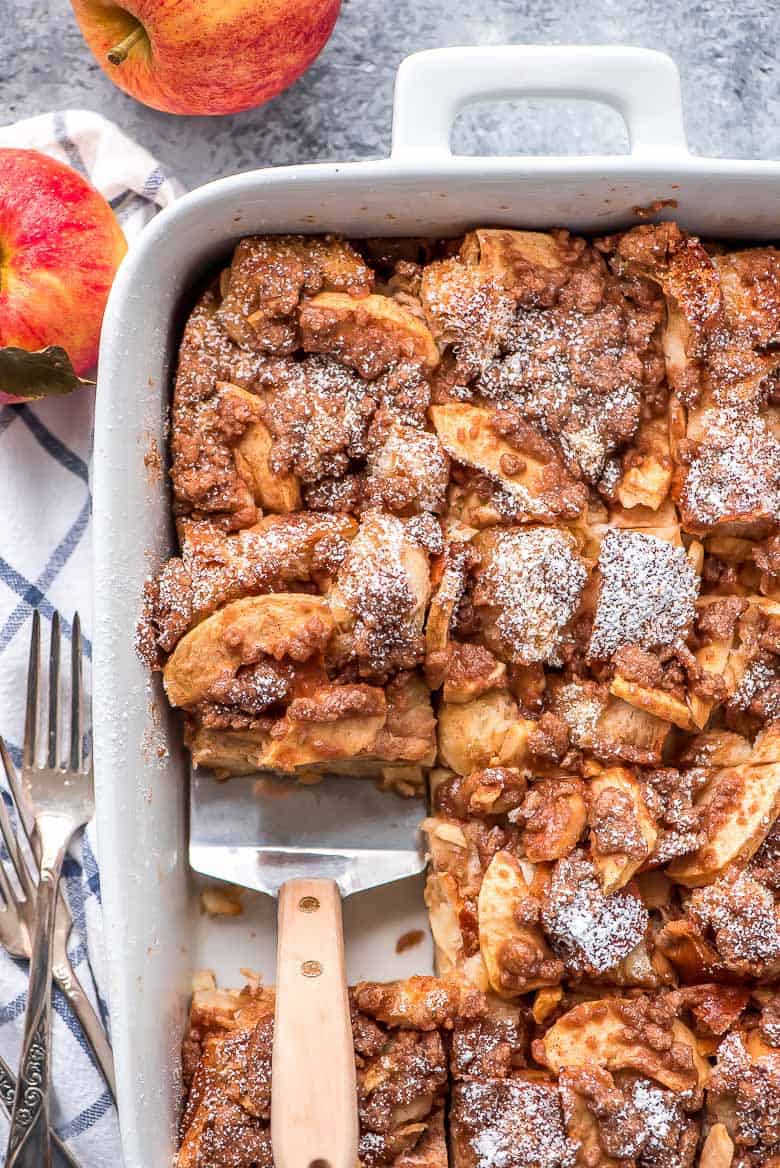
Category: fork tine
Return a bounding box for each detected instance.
[23,610,40,770]
[0,739,33,842]
[70,613,82,772]
[0,792,34,903]
[0,852,17,913]
[47,611,61,769]
[0,739,38,896]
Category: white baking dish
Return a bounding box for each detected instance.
[93,44,780,1168]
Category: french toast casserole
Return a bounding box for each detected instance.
[138,225,780,1167]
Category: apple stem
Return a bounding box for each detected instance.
[107,25,144,66]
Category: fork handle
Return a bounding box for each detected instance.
[7,837,69,1168]
[52,959,116,1100]
[0,1054,81,1168]
[271,878,358,1168]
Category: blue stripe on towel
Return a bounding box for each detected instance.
[1,742,21,770]
[0,409,17,439]
[18,408,89,483]
[56,1088,114,1141]
[0,991,27,1027]
[0,498,93,656]
[52,113,86,175]
[52,986,100,1067]
[141,165,166,199]
[80,836,102,905]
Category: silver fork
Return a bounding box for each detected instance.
[0,774,80,1168]
[6,612,95,1168]
[0,737,116,1100]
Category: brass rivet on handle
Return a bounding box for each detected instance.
[298,895,320,913]
[301,959,323,978]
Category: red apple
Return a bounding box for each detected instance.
[0,149,127,403]
[70,0,342,116]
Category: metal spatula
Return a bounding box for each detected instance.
[189,766,426,1168]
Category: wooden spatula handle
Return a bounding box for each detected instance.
[272,878,358,1168]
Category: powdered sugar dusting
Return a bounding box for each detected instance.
[335,511,425,676]
[422,260,516,372]
[477,527,587,665]
[681,409,780,528]
[454,1079,577,1168]
[691,871,780,973]
[542,851,648,974]
[629,1079,692,1168]
[554,682,604,745]
[259,355,376,483]
[479,305,644,482]
[187,515,349,626]
[589,529,699,658]
[730,658,780,721]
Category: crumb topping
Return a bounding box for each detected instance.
[689,870,780,977]
[160,234,780,1166]
[334,511,427,678]
[258,355,377,483]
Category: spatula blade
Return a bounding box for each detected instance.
[189,767,426,898]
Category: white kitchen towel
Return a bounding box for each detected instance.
[0,109,180,1168]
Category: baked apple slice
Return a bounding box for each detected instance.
[552,679,671,767]
[186,725,273,777]
[588,767,657,893]
[218,382,301,512]
[668,748,780,886]
[477,851,563,996]
[163,593,334,708]
[679,729,753,770]
[463,227,567,279]
[609,674,696,731]
[424,542,472,686]
[655,917,722,983]
[747,723,780,765]
[299,291,439,377]
[698,1124,734,1168]
[536,998,709,1092]
[429,403,587,523]
[616,414,674,511]
[261,684,387,770]
[437,691,535,775]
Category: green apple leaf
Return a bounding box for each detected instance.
[0,346,94,402]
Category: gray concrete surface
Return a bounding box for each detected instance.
[2,0,779,189]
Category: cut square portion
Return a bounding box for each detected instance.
[421,768,672,996]
[177,975,472,1168]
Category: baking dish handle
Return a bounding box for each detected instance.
[391,45,689,160]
